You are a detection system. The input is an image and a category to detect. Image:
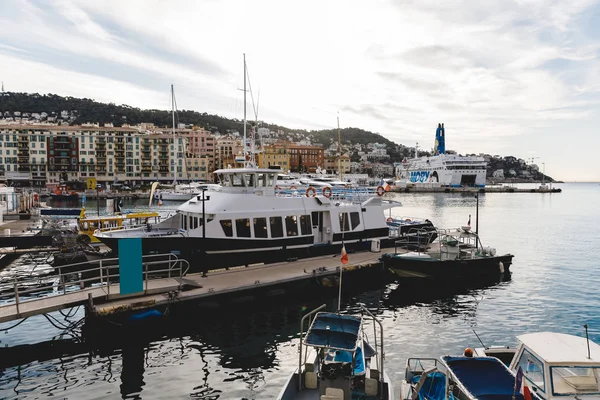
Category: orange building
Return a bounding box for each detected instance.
[288,145,324,173]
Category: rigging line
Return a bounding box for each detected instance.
[245,64,259,120]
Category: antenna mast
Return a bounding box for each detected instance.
[337,112,342,181]
[171,84,177,186]
[243,53,247,169]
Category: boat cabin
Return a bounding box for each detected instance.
[508,332,600,400]
[214,167,282,191]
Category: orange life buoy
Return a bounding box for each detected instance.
[306,187,317,197]
[322,187,332,198]
[376,186,385,196]
[290,185,297,190]
[386,217,393,223]
[405,218,411,222]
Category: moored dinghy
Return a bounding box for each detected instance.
[277,304,393,400]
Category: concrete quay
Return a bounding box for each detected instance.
[388,185,562,193]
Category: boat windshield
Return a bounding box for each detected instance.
[551,366,600,395]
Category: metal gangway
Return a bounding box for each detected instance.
[0,253,190,323]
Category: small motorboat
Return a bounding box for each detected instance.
[380,227,513,281]
[277,304,394,399]
[400,354,541,400]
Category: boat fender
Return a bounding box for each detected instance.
[499,261,505,273]
[386,217,393,223]
[306,187,317,197]
[322,187,332,198]
[376,186,385,196]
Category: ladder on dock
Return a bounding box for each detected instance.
[0,253,190,323]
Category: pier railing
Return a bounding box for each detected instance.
[0,253,189,314]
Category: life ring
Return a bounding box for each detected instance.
[376,186,385,196]
[405,218,411,222]
[322,187,332,198]
[306,187,317,197]
[275,185,280,190]
[386,217,393,223]
[290,185,297,190]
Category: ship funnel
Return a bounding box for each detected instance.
[434,123,446,155]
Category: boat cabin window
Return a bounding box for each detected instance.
[339,213,350,232]
[300,215,311,235]
[253,217,268,238]
[236,218,251,237]
[244,174,255,188]
[350,212,360,230]
[515,348,545,392]
[183,214,187,230]
[267,173,276,186]
[220,220,233,237]
[311,211,320,228]
[285,215,298,236]
[270,216,284,238]
[550,366,600,395]
[232,173,244,187]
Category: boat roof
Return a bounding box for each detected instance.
[213,167,281,174]
[517,332,600,363]
[304,312,362,351]
[442,356,531,400]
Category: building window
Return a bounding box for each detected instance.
[270,216,283,238]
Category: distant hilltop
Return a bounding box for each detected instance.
[0,91,554,182]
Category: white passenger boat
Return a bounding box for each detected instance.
[95,167,414,269]
[394,124,487,188]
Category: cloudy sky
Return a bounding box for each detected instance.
[1,0,600,181]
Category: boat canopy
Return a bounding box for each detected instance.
[443,356,530,400]
[516,332,600,363]
[304,312,362,351]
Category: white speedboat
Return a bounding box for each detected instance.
[95,167,405,269]
[277,305,394,399]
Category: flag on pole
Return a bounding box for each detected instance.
[523,385,532,400]
[341,245,348,264]
[514,366,523,395]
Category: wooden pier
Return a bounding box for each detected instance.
[0,250,394,324]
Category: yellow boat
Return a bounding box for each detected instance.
[77,207,161,244]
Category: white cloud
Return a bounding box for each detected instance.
[1,0,599,180]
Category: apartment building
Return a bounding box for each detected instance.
[287,144,324,173]
[257,143,290,171]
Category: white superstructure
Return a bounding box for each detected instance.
[394,124,487,187]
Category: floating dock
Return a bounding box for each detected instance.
[0,250,392,324]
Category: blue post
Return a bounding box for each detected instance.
[118,238,143,295]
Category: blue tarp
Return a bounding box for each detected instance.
[443,356,526,400]
[412,372,450,400]
[305,313,361,351]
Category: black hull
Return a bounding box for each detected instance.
[99,234,390,272]
[381,253,514,281]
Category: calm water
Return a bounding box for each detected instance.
[1,182,600,399]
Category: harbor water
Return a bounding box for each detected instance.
[1,182,600,399]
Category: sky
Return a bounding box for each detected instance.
[1,0,600,181]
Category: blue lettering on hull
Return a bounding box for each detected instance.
[409,171,431,183]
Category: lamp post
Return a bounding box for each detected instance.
[96,184,101,217]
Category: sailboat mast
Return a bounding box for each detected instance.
[243,53,247,169]
[171,84,177,185]
[337,113,342,181]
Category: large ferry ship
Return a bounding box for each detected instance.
[394,123,487,187]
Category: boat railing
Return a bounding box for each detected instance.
[275,187,377,204]
[298,303,327,391]
[0,253,190,312]
[360,306,386,394]
[393,226,437,253]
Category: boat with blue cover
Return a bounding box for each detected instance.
[277,304,393,399]
[400,355,540,400]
